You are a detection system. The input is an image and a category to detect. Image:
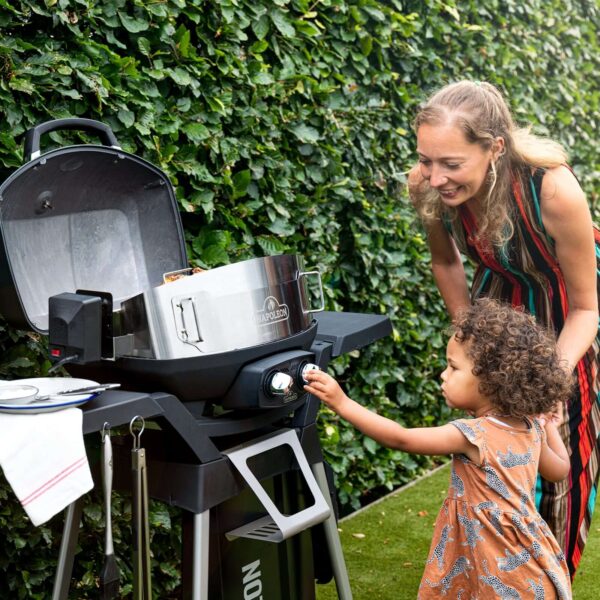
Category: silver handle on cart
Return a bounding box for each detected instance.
[298,270,325,314]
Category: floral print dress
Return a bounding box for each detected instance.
[418,416,571,599]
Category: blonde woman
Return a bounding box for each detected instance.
[408,80,599,579]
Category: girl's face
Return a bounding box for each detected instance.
[440,335,492,416]
[416,122,496,207]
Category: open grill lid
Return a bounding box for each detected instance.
[0,118,188,333]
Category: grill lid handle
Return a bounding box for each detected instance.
[24,118,122,162]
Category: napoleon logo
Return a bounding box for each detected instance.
[241,559,263,599]
[255,296,289,326]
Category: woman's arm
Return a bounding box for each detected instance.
[538,420,570,482]
[426,220,471,320]
[540,166,598,371]
[304,371,479,461]
[408,167,471,319]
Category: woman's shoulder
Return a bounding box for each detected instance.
[539,165,586,210]
[538,165,590,237]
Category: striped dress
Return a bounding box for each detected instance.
[447,166,600,578]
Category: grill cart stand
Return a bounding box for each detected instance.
[50,311,390,600]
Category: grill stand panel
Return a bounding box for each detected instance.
[223,429,331,543]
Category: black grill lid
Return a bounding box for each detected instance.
[0,118,187,332]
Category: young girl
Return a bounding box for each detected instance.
[305,298,573,599]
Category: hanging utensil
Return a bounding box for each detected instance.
[99,422,120,599]
[130,416,152,600]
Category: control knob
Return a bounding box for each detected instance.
[299,362,320,385]
[267,372,294,397]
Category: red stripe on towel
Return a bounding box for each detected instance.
[21,457,87,507]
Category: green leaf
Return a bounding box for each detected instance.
[117,108,135,127]
[249,39,269,54]
[8,78,35,94]
[118,11,149,33]
[56,87,82,99]
[294,20,320,37]
[251,71,274,85]
[252,15,270,40]
[175,25,191,58]
[168,67,192,86]
[266,217,295,236]
[256,235,287,255]
[190,189,215,219]
[359,33,373,56]
[290,124,320,143]
[270,10,295,37]
[183,122,210,142]
[137,36,151,56]
[232,169,251,199]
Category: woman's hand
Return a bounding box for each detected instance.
[303,370,349,412]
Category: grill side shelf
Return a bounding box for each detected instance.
[314,311,392,358]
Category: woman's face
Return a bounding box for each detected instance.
[416,121,495,207]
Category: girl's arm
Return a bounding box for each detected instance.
[304,371,479,462]
[540,166,598,372]
[538,420,570,482]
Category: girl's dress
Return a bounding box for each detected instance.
[418,416,571,599]
[447,166,600,577]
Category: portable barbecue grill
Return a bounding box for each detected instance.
[0,118,392,600]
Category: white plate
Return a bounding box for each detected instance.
[0,377,99,414]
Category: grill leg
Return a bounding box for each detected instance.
[192,509,210,600]
[311,462,353,600]
[51,499,84,600]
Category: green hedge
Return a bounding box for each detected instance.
[0,0,598,596]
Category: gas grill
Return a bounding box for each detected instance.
[0,118,392,599]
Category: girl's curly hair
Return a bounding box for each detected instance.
[452,298,573,417]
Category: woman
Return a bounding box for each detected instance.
[408,80,600,579]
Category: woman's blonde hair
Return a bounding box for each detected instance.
[410,81,567,245]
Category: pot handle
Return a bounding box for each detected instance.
[24,118,121,162]
[298,270,325,314]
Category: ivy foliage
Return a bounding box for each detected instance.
[0,0,599,596]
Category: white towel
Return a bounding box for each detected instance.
[0,408,93,526]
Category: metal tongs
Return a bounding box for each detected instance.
[130,416,152,600]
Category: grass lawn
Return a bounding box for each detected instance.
[316,463,600,599]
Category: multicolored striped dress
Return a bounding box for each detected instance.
[447,166,600,578]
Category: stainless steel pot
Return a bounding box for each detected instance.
[116,254,324,359]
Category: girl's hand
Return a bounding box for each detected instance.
[303,370,349,412]
[538,404,564,428]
